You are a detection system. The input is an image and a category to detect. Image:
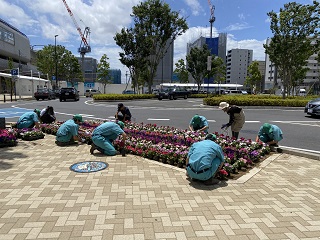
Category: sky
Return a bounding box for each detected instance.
[0,0,314,82]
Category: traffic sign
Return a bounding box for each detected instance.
[10,69,18,76]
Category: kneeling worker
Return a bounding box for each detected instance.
[186,133,225,185]
[16,109,41,129]
[256,123,283,151]
[189,114,209,133]
[55,114,84,146]
[90,121,126,156]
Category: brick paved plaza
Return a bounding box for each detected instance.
[0,135,320,240]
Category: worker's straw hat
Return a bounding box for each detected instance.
[219,102,229,109]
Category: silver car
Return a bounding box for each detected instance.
[304,97,320,116]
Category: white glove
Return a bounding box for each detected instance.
[81,138,86,143]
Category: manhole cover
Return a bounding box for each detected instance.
[70,161,108,173]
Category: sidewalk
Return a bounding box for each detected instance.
[0,94,33,103]
[0,134,320,240]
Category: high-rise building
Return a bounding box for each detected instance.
[153,39,174,86]
[186,33,227,83]
[226,49,253,85]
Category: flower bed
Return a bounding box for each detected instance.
[40,120,271,180]
[0,129,17,147]
[15,128,45,141]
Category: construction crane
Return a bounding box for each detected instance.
[207,0,216,39]
[61,0,91,76]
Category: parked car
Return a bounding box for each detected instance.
[34,88,56,100]
[59,87,80,102]
[156,86,190,100]
[122,90,135,94]
[304,97,320,117]
[85,89,102,97]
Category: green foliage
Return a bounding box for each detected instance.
[245,61,262,93]
[174,59,189,83]
[93,94,155,101]
[186,44,225,91]
[97,54,111,93]
[264,1,320,98]
[203,95,314,107]
[115,0,188,92]
[36,45,83,87]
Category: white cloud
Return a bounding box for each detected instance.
[184,0,203,16]
[173,26,267,68]
[224,22,252,31]
[238,13,245,21]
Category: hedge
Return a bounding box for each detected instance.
[92,93,317,107]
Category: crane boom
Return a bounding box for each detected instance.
[207,0,216,39]
[207,0,215,23]
[61,0,90,50]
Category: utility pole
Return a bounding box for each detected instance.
[55,35,58,89]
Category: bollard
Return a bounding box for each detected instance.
[0,118,5,129]
[3,94,5,103]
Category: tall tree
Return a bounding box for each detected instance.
[186,44,224,92]
[97,54,111,93]
[114,27,148,93]
[116,0,188,92]
[174,59,189,83]
[36,45,83,87]
[245,61,262,94]
[264,1,320,98]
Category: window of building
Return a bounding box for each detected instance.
[0,26,15,45]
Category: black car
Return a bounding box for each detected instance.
[59,87,80,102]
[34,88,56,100]
[304,97,320,117]
[156,86,190,100]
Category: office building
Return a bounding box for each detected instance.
[186,33,227,83]
[226,49,253,85]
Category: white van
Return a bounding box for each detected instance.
[85,89,102,97]
[299,88,306,96]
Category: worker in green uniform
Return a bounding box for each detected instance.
[90,121,126,156]
[186,133,225,185]
[55,114,84,146]
[16,109,41,129]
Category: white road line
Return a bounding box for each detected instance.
[245,121,261,123]
[147,118,170,121]
[207,120,216,122]
[272,120,320,123]
[281,146,320,155]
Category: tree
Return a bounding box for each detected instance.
[174,59,189,83]
[115,0,188,92]
[61,52,83,87]
[97,54,111,93]
[114,27,148,94]
[36,45,83,87]
[245,61,262,94]
[264,1,320,98]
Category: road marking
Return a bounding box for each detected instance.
[245,121,261,123]
[272,120,320,123]
[207,120,216,122]
[281,146,320,155]
[147,118,170,121]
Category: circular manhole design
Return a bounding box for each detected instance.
[70,161,108,173]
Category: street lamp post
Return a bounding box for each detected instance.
[54,35,58,89]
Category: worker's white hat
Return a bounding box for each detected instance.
[219,102,229,109]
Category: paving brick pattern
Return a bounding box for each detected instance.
[0,135,320,240]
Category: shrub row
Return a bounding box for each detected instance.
[93,93,155,101]
[203,95,312,107]
[92,93,316,107]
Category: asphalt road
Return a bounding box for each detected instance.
[1,97,319,153]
